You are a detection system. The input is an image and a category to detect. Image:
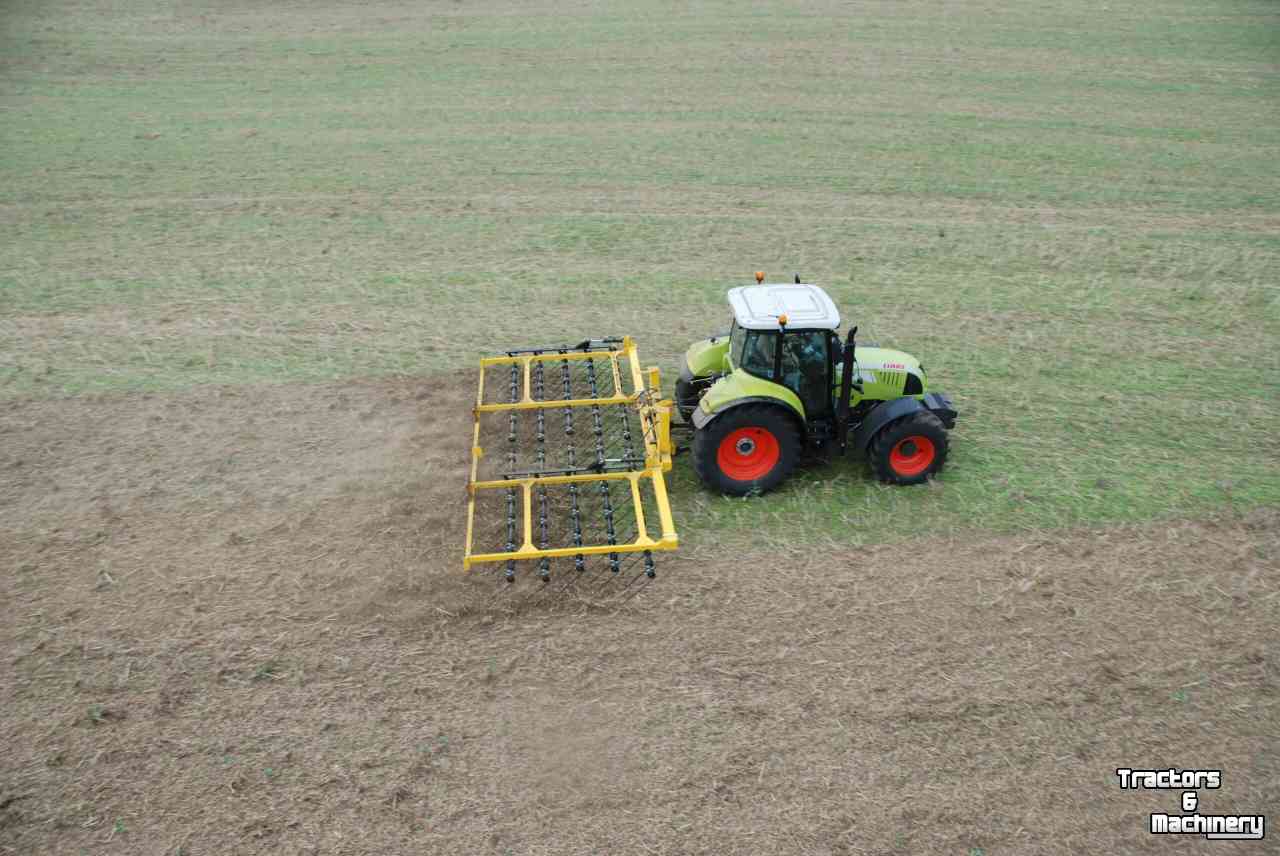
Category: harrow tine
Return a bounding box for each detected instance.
[485,572,517,608]
[613,380,656,579]
[611,585,653,613]
[561,353,574,437]
[586,357,606,467]
[585,356,621,573]
[549,562,582,596]
[600,484,620,574]
[562,357,586,573]
[612,571,654,609]
[533,361,551,582]
[590,552,630,592]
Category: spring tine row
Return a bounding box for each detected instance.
[615,391,654,578]
[584,357,621,573]
[585,358,606,467]
[504,364,519,582]
[617,400,636,467]
[561,352,575,436]
[562,357,586,572]
[533,361,551,582]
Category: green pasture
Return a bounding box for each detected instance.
[2,0,1277,542]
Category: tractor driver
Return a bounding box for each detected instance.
[780,331,827,406]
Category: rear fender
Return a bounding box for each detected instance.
[850,397,925,452]
[691,396,804,435]
[851,393,959,451]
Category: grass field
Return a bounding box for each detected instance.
[2,1,1278,854]
[3,0,1278,545]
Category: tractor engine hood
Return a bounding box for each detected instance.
[683,334,731,378]
[841,346,927,399]
[849,347,922,379]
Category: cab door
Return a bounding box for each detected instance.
[778,330,831,418]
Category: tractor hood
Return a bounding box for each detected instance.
[854,347,922,377]
[846,346,928,400]
[683,334,731,378]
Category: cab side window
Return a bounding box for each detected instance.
[739,331,776,379]
[780,331,830,415]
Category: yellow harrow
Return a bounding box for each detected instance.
[464,337,679,585]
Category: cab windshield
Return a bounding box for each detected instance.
[728,320,777,379]
[729,320,747,369]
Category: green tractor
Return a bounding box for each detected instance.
[676,273,958,495]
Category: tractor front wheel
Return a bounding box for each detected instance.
[869,410,949,485]
[692,404,801,496]
[675,375,699,423]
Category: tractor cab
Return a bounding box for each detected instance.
[725,282,841,418]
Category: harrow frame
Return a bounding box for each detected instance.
[463,336,679,574]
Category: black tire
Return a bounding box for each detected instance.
[692,404,802,496]
[868,410,949,485]
[675,375,699,423]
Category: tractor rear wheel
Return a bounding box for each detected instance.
[692,404,801,496]
[869,410,949,485]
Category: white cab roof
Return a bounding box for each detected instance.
[727,284,840,331]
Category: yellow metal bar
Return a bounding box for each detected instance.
[466,469,679,567]
[471,470,636,492]
[649,468,678,542]
[656,402,673,469]
[628,345,655,464]
[479,349,623,367]
[475,394,635,413]
[624,337,645,395]
[469,469,667,562]
[467,537,674,565]
[628,474,648,541]
[609,351,624,398]
[464,363,486,566]
[521,357,532,404]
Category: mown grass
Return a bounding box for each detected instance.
[1,0,1277,545]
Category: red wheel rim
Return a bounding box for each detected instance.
[890,435,936,477]
[717,427,781,481]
